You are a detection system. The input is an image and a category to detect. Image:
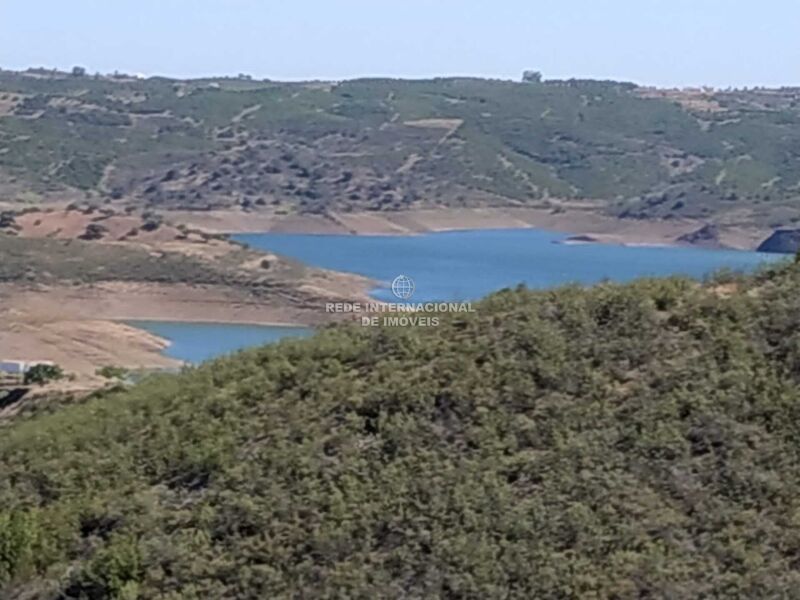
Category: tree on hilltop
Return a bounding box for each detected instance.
[522,70,543,83]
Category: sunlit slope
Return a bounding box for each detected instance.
[3,263,800,597]
[3,70,800,228]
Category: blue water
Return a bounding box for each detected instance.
[131,229,783,364]
[234,229,784,302]
[128,321,312,363]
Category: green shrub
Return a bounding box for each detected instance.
[23,364,64,386]
[96,366,129,380]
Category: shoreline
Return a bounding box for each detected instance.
[0,206,775,385]
[124,318,314,328]
[124,319,317,365]
[171,206,771,251]
[0,281,363,382]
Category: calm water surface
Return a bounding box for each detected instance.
[234,229,783,302]
[133,229,784,363]
[128,321,312,363]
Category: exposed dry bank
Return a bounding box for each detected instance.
[173,205,769,250]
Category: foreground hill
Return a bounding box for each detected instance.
[3,261,800,597]
[2,69,800,234]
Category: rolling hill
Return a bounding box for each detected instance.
[3,260,800,597]
[2,69,800,232]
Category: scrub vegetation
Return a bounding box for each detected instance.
[3,260,800,597]
[2,69,800,229]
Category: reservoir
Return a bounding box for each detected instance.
[135,228,784,363]
[128,321,312,363]
[233,228,783,302]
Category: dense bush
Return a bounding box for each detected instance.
[3,264,800,597]
[22,364,63,386]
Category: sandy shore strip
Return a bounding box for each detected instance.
[0,206,770,385]
[0,318,180,373]
[0,280,371,380]
[170,206,769,250]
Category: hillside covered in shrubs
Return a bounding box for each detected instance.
[4,262,800,597]
[4,69,800,231]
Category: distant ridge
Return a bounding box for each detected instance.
[1,68,799,238]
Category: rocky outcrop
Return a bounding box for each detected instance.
[558,234,600,245]
[676,223,723,248]
[756,229,800,254]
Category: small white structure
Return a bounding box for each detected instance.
[0,360,27,375]
[0,360,55,375]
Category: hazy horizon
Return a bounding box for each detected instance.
[3,66,794,91]
[3,0,799,88]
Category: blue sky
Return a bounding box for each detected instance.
[2,0,798,87]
